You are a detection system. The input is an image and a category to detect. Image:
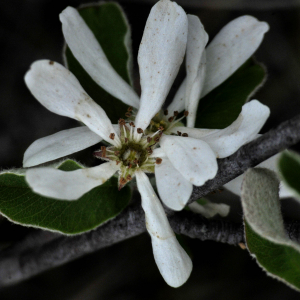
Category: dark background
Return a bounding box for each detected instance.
[1,0,300,299]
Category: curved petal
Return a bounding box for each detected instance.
[23,126,102,167]
[155,158,193,210]
[25,60,120,147]
[135,0,188,131]
[149,147,167,158]
[136,171,192,288]
[185,15,208,127]
[26,161,119,200]
[60,7,139,108]
[202,15,269,97]
[160,135,218,186]
[200,100,270,158]
[225,154,294,198]
[167,77,186,114]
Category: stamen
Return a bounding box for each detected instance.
[120,177,127,185]
[146,147,153,155]
[127,106,133,112]
[154,136,160,143]
[119,118,126,126]
[114,151,120,156]
[126,174,132,181]
[177,131,182,136]
[125,137,128,143]
[109,133,115,140]
[184,111,189,117]
[168,116,174,122]
[101,146,106,157]
[125,112,131,118]
[129,122,135,127]
[147,137,152,143]
[182,133,188,137]
[174,111,178,117]
[158,126,164,131]
[155,158,162,164]
[164,110,168,116]
[137,128,143,134]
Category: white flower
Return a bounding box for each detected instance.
[22,0,270,287]
[24,0,193,288]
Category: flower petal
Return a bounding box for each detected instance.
[26,161,119,200]
[167,78,186,114]
[188,200,230,218]
[23,126,102,167]
[160,135,218,186]
[170,126,219,139]
[185,15,208,127]
[60,7,139,108]
[225,154,294,198]
[155,158,193,210]
[136,171,192,288]
[202,16,269,97]
[25,60,120,146]
[135,0,188,131]
[199,100,270,158]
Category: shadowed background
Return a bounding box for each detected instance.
[1,0,300,298]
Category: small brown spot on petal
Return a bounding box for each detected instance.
[49,61,54,65]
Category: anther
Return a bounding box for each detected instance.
[120,177,127,185]
[147,147,153,155]
[129,122,135,127]
[128,163,132,169]
[114,151,120,156]
[173,111,178,117]
[119,118,126,125]
[126,174,132,181]
[182,133,188,137]
[116,161,121,165]
[147,137,152,143]
[133,158,140,165]
[164,110,168,116]
[109,133,115,140]
[158,126,164,131]
[101,146,106,157]
[125,112,131,118]
[127,106,133,112]
[168,116,174,122]
[137,128,143,134]
[156,158,162,164]
[184,111,189,117]
[177,131,182,136]
[125,137,128,143]
[154,136,160,143]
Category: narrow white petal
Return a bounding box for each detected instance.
[202,15,269,97]
[188,200,230,218]
[60,7,139,108]
[167,77,186,114]
[23,126,102,167]
[185,15,208,127]
[225,154,294,198]
[135,0,188,130]
[155,158,193,210]
[25,60,120,146]
[200,100,270,158]
[26,161,119,200]
[136,171,192,288]
[160,135,218,186]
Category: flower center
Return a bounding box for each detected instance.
[94,119,162,189]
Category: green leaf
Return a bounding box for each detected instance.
[242,168,300,291]
[278,151,300,200]
[0,160,131,235]
[195,58,266,129]
[64,3,133,124]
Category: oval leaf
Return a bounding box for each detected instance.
[242,168,300,291]
[0,160,131,235]
[64,3,133,123]
[195,58,266,129]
